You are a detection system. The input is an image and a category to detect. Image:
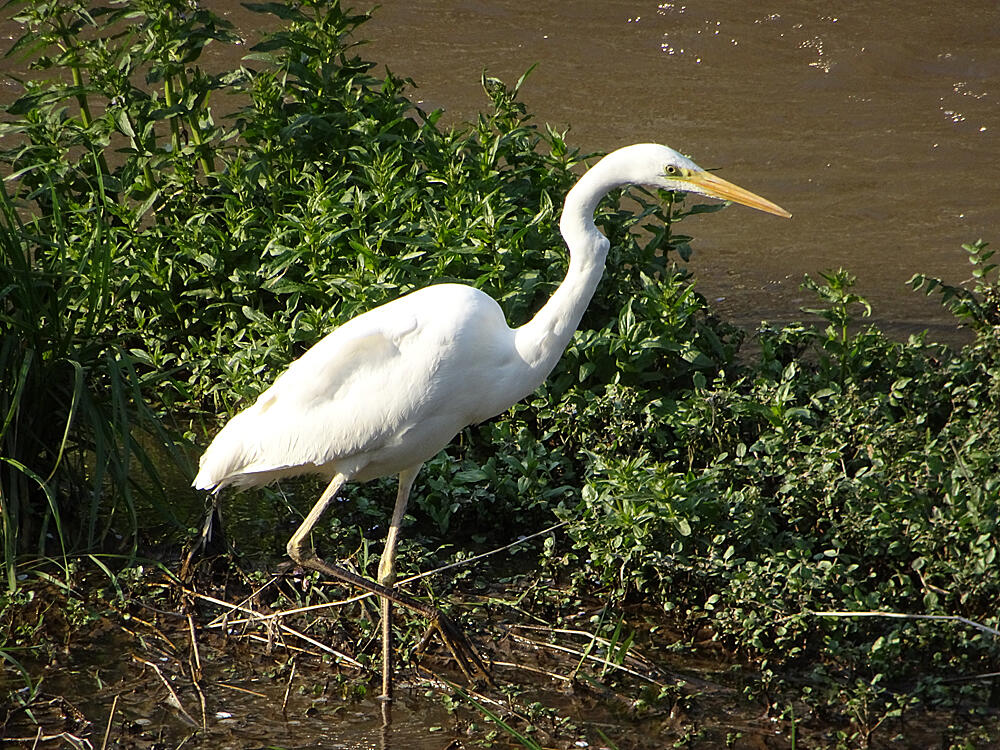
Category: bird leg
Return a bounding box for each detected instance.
[285,472,492,690]
[376,466,419,701]
[179,493,229,580]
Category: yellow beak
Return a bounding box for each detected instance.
[684,170,791,218]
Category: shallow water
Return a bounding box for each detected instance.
[1,579,797,749]
[2,1,996,338]
[356,1,1000,339]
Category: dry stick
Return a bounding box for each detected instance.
[490,659,573,683]
[118,612,180,653]
[179,522,567,683]
[398,520,569,587]
[281,658,297,716]
[208,588,363,628]
[187,614,204,680]
[215,682,268,699]
[134,655,199,727]
[808,610,1000,638]
[207,520,570,628]
[941,670,1000,683]
[508,633,668,687]
[100,694,119,750]
[12,730,89,747]
[201,576,281,630]
[182,587,363,668]
[512,623,660,673]
[187,614,208,729]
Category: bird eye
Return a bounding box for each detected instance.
[665,165,678,175]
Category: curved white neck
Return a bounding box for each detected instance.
[514,152,634,376]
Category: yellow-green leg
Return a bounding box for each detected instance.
[377,466,419,701]
[284,468,491,709]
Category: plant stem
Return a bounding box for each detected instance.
[163,74,182,155]
[178,69,215,178]
[59,38,112,179]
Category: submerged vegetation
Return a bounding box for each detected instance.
[0,0,997,746]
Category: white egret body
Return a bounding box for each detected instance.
[193,143,790,697]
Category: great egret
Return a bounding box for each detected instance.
[193,142,790,699]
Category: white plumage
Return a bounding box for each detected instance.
[196,285,500,486]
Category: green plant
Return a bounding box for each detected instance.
[910,241,999,329]
[1,0,718,588]
[0,172,185,587]
[563,266,1000,724]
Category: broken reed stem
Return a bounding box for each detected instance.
[511,623,660,674]
[215,682,268,699]
[134,656,198,727]
[281,658,297,716]
[491,659,572,683]
[187,612,208,729]
[941,670,1000,683]
[508,632,667,687]
[180,585,364,668]
[117,609,179,653]
[203,520,569,628]
[397,520,568,587]
[808,609,1000,638]
[187,612,205,674]
[14,729,90,747]
[201,575,282,629]
[100,695,118,750]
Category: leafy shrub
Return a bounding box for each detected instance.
[565,264,1000,717]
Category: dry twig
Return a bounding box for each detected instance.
[507,632,667,687]
[187,614,208,728]
[133,655,199,727]
[100,694,118,750]
[204,520,569,628]
[179,586,364,668]
[281,658,298,716]
[808,609,1000,637]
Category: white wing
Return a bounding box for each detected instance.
[193,284,522,491]
[194,305,422,490]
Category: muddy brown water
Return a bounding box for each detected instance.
[3,577,800,749]
[2,1,998,338]
[356,0,1000,342]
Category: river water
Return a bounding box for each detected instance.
[3,1,997,337]
[355,0,999,338]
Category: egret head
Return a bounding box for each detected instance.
[629,143,791,219]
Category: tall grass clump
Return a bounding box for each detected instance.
[0,2,230,588]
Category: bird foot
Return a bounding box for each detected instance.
[179,499,231,581]
[415,612,493,687]
[286,550,492,687]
